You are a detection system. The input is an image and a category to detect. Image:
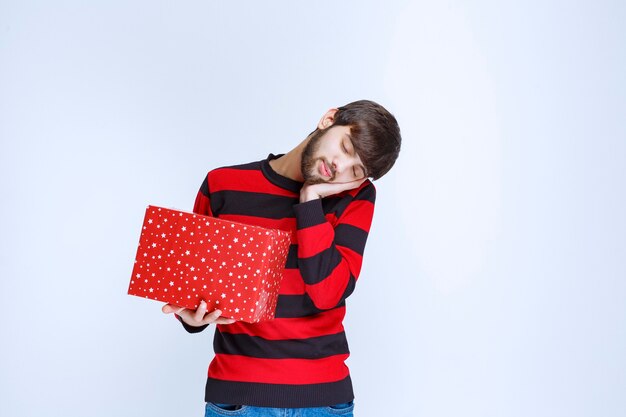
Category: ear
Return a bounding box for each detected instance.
[317,108,339,130]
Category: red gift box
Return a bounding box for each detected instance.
[128,205,291,323]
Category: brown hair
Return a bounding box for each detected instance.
[330,99,401,180]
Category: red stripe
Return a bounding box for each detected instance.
[210,169,297,197]
[335,245,363,277]
[208,354,350,384]
[305,261,351,310]
[193,192,213,216]
[278,269,305,295]
[218,307,346,340]
[337,200,374,232]
[297,222,334,258]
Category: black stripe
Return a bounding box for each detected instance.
[329,182,376,218]
[321,195,351,219]
[213,331,349,359]
[211,190,298,219]
[285,244,298,268]
[294,199,327,229]
[205,376,354,408]
[340,274,356,301]
[334,223,368,256]
[179,316,209,333]
[261,155,304,193]
[275,294,345,317]
[298,245,343,285]
[354,182,376,203]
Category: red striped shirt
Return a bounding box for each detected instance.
[181,154,376,408]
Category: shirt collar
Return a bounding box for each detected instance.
[260,153,304,194]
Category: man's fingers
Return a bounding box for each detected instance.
[345,177,367,189]
[207,309,236,325]
[215,317,236,325]
[315,177,368,198]
[201,308,223,325]
[163,303,236,326]
[194,301,207,322]
[162,303,183,314]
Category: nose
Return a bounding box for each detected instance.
[331,159,343,175]
[332,155,350,175]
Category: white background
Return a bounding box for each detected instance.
[1,1,624,416]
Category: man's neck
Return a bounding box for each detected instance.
[268,137,309,182]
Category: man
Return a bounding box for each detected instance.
[162,99,401,416]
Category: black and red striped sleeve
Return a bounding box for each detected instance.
[293,181,376,310]
[193,173,213,216]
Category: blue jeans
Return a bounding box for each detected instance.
[205,401,354,417]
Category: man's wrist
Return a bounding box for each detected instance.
[299,187,319,203]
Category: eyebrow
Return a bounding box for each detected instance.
[345,133,369,178]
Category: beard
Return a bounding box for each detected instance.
[300,128,335,184]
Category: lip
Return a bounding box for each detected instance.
[320,161,331,177]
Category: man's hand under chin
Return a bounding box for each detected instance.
[299,178,368,203]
